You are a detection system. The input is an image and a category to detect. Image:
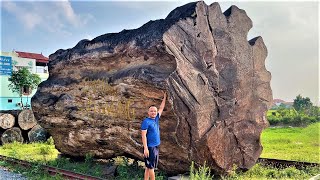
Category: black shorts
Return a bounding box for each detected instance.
[144,146,159,169]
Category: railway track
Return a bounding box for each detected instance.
[0,155,318,179]
[258,158,319,169]
[0,155,105,180]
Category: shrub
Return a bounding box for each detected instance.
[190,161,214,180]
[46,136,54,145]
[39,145,52,155]
[267,109,320,126]
[85,153,94,163]
[267,116,281,125]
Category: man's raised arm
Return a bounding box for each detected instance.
[158,92,166,116]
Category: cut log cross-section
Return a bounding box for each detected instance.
[1,127,24,144]
[28,124,48,142]
[18,110,37,130]
[0,113,15,129]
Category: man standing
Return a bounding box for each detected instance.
[141,92,166,180]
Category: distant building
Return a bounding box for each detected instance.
[270,99,294,109]
[0,51,49,110]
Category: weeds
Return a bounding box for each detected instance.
[190,161,214,180]
[39,145,52,155]
[0,124,318,179]
[115,156,166,180]
[46,136,54,145]
[223,163,320,179]
[85,153,94,163]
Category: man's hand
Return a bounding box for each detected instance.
[144,148,149,158]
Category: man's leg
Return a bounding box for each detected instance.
[148,168,155,180]
[145,146,157,180]
[144,167,149,180]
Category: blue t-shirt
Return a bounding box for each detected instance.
[141,113,160,147]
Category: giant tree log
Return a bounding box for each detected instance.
[18,109,37,130]
[31,1,273,175]
[1,127,24,144]
[28,124,48,142]
[0,113,15,129]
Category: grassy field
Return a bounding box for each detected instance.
[222,164,319,180]
[0,138,59,163]
[261,122,320,163]
[0,123,318,179]
[0,138,104,179]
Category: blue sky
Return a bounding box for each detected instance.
[1,0,319,105]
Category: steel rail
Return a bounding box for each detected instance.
[0,154,318,179]
[0,155,105,180]
[258,158,319,169]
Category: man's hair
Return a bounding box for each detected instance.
[149,105,157,109]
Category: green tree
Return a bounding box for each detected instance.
[293,95,313,114]
[309,106,320,118]
[8,67,41,109]
[278,104,289,117]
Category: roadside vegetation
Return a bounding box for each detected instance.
[268,95,319,126]
[0,123,318,180]
[222,163,319,180]
[0,138,104,179]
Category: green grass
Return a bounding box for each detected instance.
[0,138,59,163]
[189,161,319,180]
[0,123,319,179]
[222,163,319,180]
[112,156,167,180]
[0,139,165,179]
[0,160,64,180]
[190,161,214,180]
[0,138,104,178]
[267,109,278,116]
[267,109,297,116]
[261,122,320,163]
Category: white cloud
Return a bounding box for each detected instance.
[2,1,94,33]
[54,1,84,27]
[84,34,93,40]
[2,1,43,30]
[23,13,42,30]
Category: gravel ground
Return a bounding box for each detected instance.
[0,166,27,180]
